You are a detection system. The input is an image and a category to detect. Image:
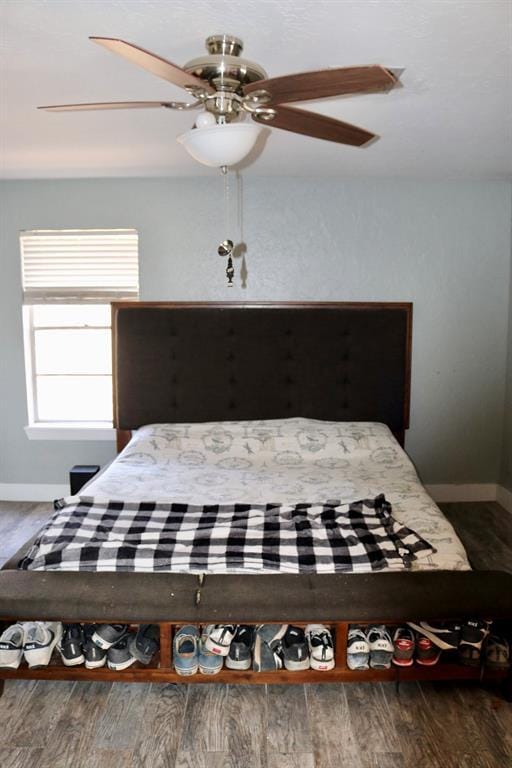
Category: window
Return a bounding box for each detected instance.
[21,229,139,437]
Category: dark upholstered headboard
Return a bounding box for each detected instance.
[112,302,412,449]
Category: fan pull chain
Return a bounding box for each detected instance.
[217,166,235,286]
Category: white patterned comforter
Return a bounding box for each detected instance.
[85,418,470,572]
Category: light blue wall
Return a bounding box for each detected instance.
[1,179,511,487]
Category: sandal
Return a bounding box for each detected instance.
[485,635,510,670]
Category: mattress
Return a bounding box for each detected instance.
[84,418,470,572]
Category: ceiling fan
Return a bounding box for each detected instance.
[39,34,399,167]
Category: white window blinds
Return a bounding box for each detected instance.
[20,229,139,303]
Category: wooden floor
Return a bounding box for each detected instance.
[0,500,511,768]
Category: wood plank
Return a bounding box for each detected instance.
[419,681,500,762]
[5,680,75,748]
[79,748,134,768]
[175,751,263,768]
[0,680,38,741]
[382,681,444,768]
[94,682,150,749]
[0,502,52,564]
[0,749,44,768]
[132,683,187,768]
[455,683,511,764]
[305,683,363,768]
[345,683,400,758]
[178,684,230,752]
[440,502,512,573]
[266,684,313,754]
[223,684,267,754]
[36,681,111,768]
[364,754,405,768]
[267,754,315,768]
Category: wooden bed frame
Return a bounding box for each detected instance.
[1,302,511,697]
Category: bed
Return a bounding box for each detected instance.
[1,302,511,693]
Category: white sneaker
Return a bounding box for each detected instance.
[0,623,26,669]
[24,622,63,668]
[204,625,237,656]
[305,624,335,671]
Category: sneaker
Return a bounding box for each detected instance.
[392,627,415,667]
[204,625,237,656]
[0,623,26,669]
[24,622,63,669]
[407,621,461,651]
[107,633,137,671]
[282,626,310,671]
[83,625,107,669]
[347,626,370,670]
[306,624,335,671]
[253,625,287,672]
[92,624,129,650]
[416,635,441,666]
[59,624,85,667]
[226,625,254,671]
[129,624,160,666]
[367,625,393,669]
[458,620,491,667]
[199,627,224,675]
[174,625,199,676]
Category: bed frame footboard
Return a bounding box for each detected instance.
[1,570,511,695]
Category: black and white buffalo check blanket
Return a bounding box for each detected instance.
[19,494,435,573]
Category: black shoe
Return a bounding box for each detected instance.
[83,624,107,669]
[226,625,254,670]
[107,632,137,671]
[459,620,491,666]
[282,625,310,671]
[129,625,160,665]
[59,623,84,667]
[92,624,129,650]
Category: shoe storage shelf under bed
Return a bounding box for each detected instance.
[0,620,510,692]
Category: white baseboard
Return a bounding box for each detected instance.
[496,484,512,513]
[0,483,68,502]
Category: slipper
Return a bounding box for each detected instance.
[484,635,510,671]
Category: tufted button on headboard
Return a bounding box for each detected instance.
[112,302,412,445]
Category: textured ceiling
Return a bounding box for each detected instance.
[1,0,511,179]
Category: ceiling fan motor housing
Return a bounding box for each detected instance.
[184,35,267,93]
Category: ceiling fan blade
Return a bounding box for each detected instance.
[244,65,397,105]
[254,105,376,146]
[38,101,176,112]
[90,37,214,93]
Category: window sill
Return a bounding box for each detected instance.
[24,423,117,441]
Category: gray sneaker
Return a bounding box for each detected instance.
[107,633,137,671]
[92,624,129,650]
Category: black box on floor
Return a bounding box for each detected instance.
[69,464,100,495]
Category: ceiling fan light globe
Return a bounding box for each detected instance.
[177,122,262,167]
[195,110,217,128]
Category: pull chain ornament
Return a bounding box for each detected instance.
[217,166,235,286]
[226,256,235,286]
